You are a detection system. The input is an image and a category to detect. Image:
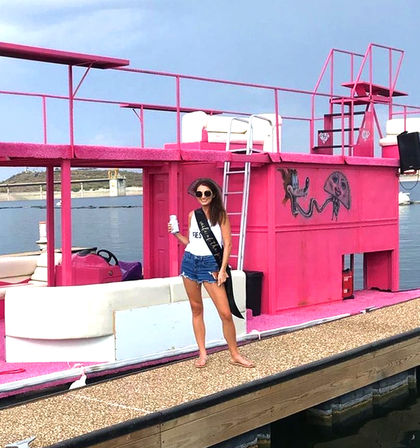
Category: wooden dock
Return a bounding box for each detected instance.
[1,298,420,448]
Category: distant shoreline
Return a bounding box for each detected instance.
[0,187,143,202]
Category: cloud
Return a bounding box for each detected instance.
[0,2,148,55]
[1,0,123,15]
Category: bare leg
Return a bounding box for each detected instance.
[204,281,254,367]
[183,276,207,366]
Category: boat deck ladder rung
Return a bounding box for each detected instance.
[224,191,243,195]
[226,170,246,174]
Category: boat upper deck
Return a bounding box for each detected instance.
[0,141,401,168]
[0,41,415,167]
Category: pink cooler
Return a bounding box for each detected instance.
[56,252,122,286]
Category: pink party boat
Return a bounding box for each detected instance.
[0,41,419,403]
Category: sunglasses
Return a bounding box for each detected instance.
[195,190,212,198]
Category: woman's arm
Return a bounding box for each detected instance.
[168,211,192,246]
[218,214,232,286]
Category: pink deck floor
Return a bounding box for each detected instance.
[247,288,420,332]
[1,287,420,398]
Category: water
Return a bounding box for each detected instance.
[399,181,420,290]
[0,195,143,262]
[344,180,420,291]
[2,186,420,290]
[273,392,420,447]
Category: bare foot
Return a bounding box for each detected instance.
[194,355,208,368]
[229,355,255,368]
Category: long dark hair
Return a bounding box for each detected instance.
[188,178,226,226]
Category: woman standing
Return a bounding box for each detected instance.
[168,178,254,368]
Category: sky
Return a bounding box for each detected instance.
[0,0,420,180]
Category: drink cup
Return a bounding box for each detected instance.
[169,215,179,234]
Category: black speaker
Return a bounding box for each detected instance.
[244,270,263,316]
[397,131,420,173]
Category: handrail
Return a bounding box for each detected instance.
[0,178,110,188]
[392,109,420,116]
[350,44,371,99]
[312,48,365,98]
[0,42,410,157]
[0,80,330,151]
[225,117,249,154]
[310,48,365,151]
[350,43,404,99]
[117,63,332,150]
[116,66,332,98]
[310,43,405,155]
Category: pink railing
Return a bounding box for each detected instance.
[0,61,334,154]
[389,103,420,133]
[350,44,404,113]
[310,48,364,150]
[0,42,411,156]
[310,44,406,156]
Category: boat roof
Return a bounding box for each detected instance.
[0,41,129,68]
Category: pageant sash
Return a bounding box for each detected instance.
[194,208,243,319]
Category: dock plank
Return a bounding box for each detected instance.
[89,427,161,448]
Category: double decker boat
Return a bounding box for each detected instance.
[0,41,419,408]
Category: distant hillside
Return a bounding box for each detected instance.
[0,169,142,192]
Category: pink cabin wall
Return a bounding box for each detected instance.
[143,160,399,315]
[245,162,399,314]
[143,163,223,279]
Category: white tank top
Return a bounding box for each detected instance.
[185,212,223,256]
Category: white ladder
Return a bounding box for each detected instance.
[222,115,272,270]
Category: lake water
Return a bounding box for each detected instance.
[0,195,143,262]
[273,390,420,448]
[2,183,420,290]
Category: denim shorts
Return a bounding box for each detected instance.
[181,251,219,284]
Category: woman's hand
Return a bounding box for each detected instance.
[217,269,229,287]
[168,221,189,246]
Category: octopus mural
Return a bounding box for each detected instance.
[280,168,351,220]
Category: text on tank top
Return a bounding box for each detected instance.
[185,212,223,256]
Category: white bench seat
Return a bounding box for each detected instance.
[0,255,39,300]
[182,111,282,152]
[5,271,247,362]
[379,118,420,147]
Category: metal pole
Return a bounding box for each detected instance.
[274,89,280,153]
[46,166,55,286]
[176,76,181,149]
[140,106,145,148]
[42,96,47,144]
[68,65,75,155]
[62,64,74,285]
[60,159,72,285]
[168,162,179,276]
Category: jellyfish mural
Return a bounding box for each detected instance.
[323,171,351,220]
[280,168,351,220]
